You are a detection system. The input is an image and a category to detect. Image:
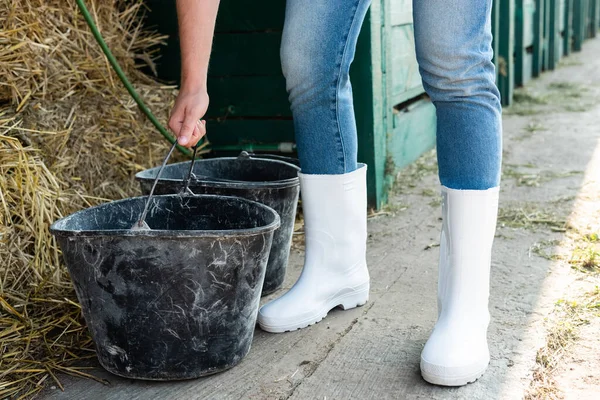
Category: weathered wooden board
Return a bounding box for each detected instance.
[390,0,412,26]
[386,98,436,189]
[352,5,387,208]
[532,0,547,76]
[389,25,423,106]
[498,0,516,105]
[515,0,537,85]
[572,0,588,51]
[588,0,598,37]
[565,0,574,55]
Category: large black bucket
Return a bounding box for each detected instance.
[135,155,300,295]
[50,195,280,380]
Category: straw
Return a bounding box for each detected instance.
[0,0,208,396]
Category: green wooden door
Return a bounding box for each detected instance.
[354,0,436,208]
[384,0,436,197]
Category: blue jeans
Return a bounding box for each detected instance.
[281,0,502,190]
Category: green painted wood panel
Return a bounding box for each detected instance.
[499,0,516,105]
[524,0,538,45]
[565,0,574,55]
[206,76,290,117]
[387,99,436,189]
[584,0,593,37]
[390,0,412,26]
[588,0,599,36]
[389,25,423,106]
[573,0,588,51]
[515,0,536,86]
[215,0,285,32]
[544,0,553,69]
[352,7,385,208]
[533,0,546,76]
[560,0,567,31]
[557,0,566,60]
[141,0,285,81]
[549,0,562,69]
[596,0,600,31]
[355,0,436,208]
[210,33,282,76]
[492,0,501,82]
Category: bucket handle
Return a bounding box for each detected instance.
[237,150,252,160]
[180,145,199,195]
[237,151,300,168]
[135,141,179,228]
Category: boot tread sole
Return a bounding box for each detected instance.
[258,286,369,333]
[420,364,488,387]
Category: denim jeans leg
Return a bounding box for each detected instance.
[413,0,502,190]
[281,0,372,175]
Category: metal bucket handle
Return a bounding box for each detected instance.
[136,141,198,228]
[180,145,199,195]
[136,149,295,228]
[237,151,300,168]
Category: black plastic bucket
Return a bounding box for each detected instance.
[135,155,300,295]
[50,194,280,380]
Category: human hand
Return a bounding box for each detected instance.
[168,88,209,148]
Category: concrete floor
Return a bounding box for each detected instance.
[40,38,600,400]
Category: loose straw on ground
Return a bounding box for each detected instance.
[0,0,207,396]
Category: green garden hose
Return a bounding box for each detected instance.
[74,0,192,157]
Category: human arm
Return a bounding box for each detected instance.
[168,0,220,147]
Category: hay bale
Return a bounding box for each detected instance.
[0,0,188,396]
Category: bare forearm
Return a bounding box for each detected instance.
[176,0,220,92]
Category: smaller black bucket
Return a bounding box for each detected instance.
[135,155,300,295]
[51,195,280,380]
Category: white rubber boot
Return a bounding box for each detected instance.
[420,186,499,386]
[257,164,370,333]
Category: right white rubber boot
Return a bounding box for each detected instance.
[420,186,500,386]
[257,164,370,333]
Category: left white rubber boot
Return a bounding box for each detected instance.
[420,186,499,386]
[257,164,369,333]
